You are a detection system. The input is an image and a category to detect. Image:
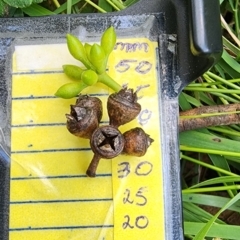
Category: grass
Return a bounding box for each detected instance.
[1,0,240,239]
[179,0,240,235]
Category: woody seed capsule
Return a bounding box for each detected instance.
[75,95,102,122]
[66,95,102,139]
[122,127,154,157]
[86,125,125,178]
[90,125,124,159]
[107,87,141,128]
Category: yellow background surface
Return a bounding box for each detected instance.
[10,38,164,239]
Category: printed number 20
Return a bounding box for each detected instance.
[115,60,152,74]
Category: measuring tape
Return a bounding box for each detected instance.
[10,38,165,239]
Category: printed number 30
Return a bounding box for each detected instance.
[115,60,152,74]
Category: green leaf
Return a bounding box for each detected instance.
[181,92,202,107]
[189,176,240,189]
[22,3,55,16]
[0,0,9,16]
[185,221,240,239]
[193,193,240,239]
[180,130,240,156]
[3,0,43,8]
[217,50,240,79]
[123,0,139,7]
[223,36,240,56]
[54,0,81,14]
[183,193,240,213]
[198,92,216,106]
[178,92,193,111]
[183,202,224,224]
[98,0,112,12]
[222,50,240,73]
[208,154,238,197]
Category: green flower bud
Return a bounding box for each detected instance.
[84,43,92,61]
[55,82,87,99]
[63,65,84,80]
[66,34,93,69]
[81,70,98,86]
[90,44,106,74]
[101,26,116,57]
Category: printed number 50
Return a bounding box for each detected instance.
[115,60,152,74]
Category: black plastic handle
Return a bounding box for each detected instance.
[172,0,223,86]
[189,0,222,57]
[123,0,223,86]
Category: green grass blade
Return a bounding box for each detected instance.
[181,92,202,107]
[183,202,223,223]
[209,154,237,196]
[22,3,56,16]
[179,92,193,110]
[54,0,82,13]
[208,126,240,137]
[193,193,240,239]
[223,36,240,56]
[67,0,72,14]
[218,58,240,79]
[180,131,240,156]
[123,0,139,7]
[188,176,240,189]
[198,92,216,105]
[185,221,240,239]
[98,0,112,12]
[214,63,226,79]
[183,193,240,213]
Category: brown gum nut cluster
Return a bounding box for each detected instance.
[66,87,154,177]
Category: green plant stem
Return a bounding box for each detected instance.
[53,0,61,8]
[204,72,240,90]
[109,0,126,9]
[184,86,240,94]
[84,0,107,12]
[181,154,239,177]
[234,0,240,38]
[105,0,121,10]
[208,126,240,137]
[208,92,239,103]
[98,72,122,92]
[203,73,228,104]
[182,185,240,194]
[180,145,240,157]
[67,0,72,14]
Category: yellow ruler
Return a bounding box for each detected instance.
[10,38,165,239]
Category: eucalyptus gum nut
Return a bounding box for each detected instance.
[76,95,103,122]
[81,70,98,86]
[63,65,84,80]
[66,107,99,139]
[101,26,116,57]
[90,44,106,74]
[55,82,85,99]
[122,128,154,157]
[107,87,141,127]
